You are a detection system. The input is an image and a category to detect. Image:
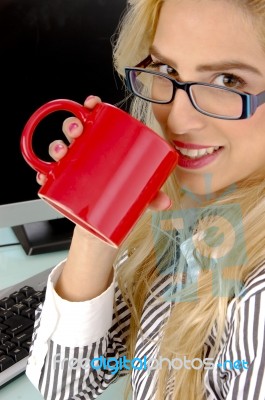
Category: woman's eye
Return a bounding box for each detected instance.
[213,74,245,89]
[149,62,176,76]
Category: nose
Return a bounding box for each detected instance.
[167,88,207,134]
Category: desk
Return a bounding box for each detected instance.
[0,228,128,399]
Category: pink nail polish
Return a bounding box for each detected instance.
[69,122,78,132]
[54,143,65,153]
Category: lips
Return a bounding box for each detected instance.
[176,145,221,158]
[172,141,224,169]
[173,140,218,149]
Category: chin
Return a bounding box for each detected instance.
[176,173,228,202]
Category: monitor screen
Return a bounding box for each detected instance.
[0,0,128,254]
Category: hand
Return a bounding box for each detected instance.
[36,95,172,212]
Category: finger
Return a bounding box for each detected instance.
[36,172,47,186]
[61,95,101,142]
[84,95,102,109]
[48,140,68,161]
[62,116,83,142]
[148,191,172,211]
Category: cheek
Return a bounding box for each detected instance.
[152,103,169,127]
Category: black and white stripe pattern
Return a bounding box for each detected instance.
[204,265,265,400]
[27,265,265,399]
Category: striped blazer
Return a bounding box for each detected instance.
[26,261,265,399]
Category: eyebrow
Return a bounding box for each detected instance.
[197,61,262,75]
[149,45,262,76]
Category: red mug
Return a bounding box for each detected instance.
[20,99,178,247]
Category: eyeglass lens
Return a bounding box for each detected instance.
[129,70,243,118]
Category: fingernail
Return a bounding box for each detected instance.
[54,143,65,153]
[85,95,95,102]
[37,172,42,180]
[69,122,78,132]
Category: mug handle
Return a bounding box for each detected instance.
[20,99,96,175]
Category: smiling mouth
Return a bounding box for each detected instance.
[174,145,223,159]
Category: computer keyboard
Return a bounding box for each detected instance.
[0,267,54,387]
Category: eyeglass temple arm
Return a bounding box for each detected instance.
[256,90,265,107]
[249,91,265,116]
[135,55,152,68]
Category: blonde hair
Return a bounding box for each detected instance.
[111,1,265,399]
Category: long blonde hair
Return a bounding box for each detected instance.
[111,1,265,399]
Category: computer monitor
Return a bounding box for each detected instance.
[0,0,128,254]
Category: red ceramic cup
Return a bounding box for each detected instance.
[20,99,178,247]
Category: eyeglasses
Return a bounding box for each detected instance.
[125,56,265,120]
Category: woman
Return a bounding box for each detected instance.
[26,0,265,399]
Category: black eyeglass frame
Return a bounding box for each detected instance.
[124,55,265,120]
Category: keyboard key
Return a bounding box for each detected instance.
[21,340,32,352]
[19,286,35,297]
[11,330,33,347]
[8,347,28,362]
[0,355,15,372]
[32,302,42,310]
[11,303,27,315]
[10,291,26,304]
[0,297,15,309]
[0,341,16,354]
[4,316,34,337]
[0,309,14,321]
[32,291,45,302]
[0,323,8,333]
[21,307,36,320]
[0,334,10,344]
[22,296,38,308]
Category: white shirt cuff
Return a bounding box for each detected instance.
[47,261,115,346]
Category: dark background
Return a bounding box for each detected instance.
[0,0,128,205]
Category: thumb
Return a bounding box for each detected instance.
[148,191,172,211]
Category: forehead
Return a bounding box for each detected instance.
[153,0,265,69]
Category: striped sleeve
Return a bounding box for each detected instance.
[225,290,265,399]
[206,269,265,400]
[26,262,132,400]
